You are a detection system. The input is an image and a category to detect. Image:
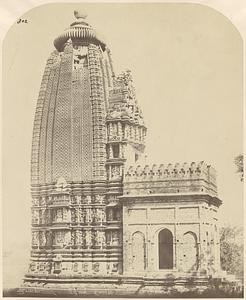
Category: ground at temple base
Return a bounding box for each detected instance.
[3,278,243,298]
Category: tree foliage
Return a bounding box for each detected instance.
[234,155,244,182]
[220,225,243,278]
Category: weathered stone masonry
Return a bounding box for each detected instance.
[25,11,222,286]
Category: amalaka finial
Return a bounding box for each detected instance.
[74,10,87,20]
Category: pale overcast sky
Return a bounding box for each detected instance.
[2,2,244,288]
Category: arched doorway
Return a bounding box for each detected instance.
[158,229,173,269]
[182,232,198,272]
[132,231,145,272]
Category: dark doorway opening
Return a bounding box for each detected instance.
[158,228,173,269]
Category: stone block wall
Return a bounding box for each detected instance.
[122,196,221,277]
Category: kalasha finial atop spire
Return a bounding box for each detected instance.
[54,9,106,52]
[74,10,87,20]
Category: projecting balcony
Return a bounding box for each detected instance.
[106,240,122,249]
[49,222,71,230]
[106,158,126,164]
[106,220,122,229]
[49,196,71,207]
[107,137,122,144]
[31,222,52,228]
[70,223,107,229]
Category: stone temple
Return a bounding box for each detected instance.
[23,10,224,296]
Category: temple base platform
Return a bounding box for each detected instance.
[13,273,243,298]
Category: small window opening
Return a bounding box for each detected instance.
[112,144,119,158]
[54,261,61,273]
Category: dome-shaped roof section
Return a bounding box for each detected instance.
[54,10,106,52]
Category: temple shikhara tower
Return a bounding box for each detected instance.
[23,10,224,294]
